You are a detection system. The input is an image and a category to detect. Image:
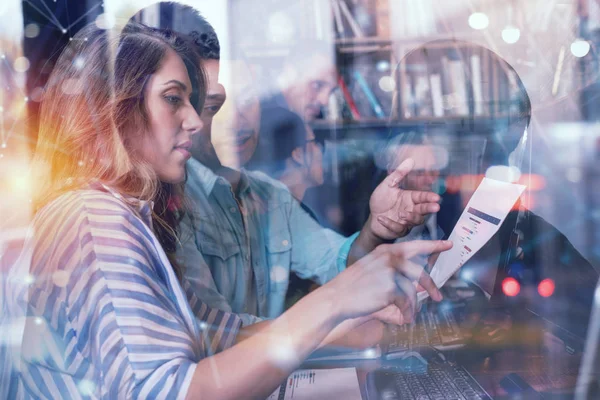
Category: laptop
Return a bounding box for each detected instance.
[367,277,600,400]
[366,347,493,400]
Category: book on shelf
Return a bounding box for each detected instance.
[331,0,346,39]
[326,90,341,121]
[447,59,469,116]
[331,0,379,39]
[353,70,385,118]
[337,74,362,120]
[401,45,495,120]
[337,0,365,38]
[338,55,394,120]
[403,62,433,118]
[429,73,444,117]
[390,0,437,39]
[470,54,484,115]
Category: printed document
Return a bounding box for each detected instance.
[418,178,526,302]
[267,368,361,400]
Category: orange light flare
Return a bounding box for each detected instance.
[444,174,545,209]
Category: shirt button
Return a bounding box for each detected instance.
[282,239,289,246]
[229,207,236,213]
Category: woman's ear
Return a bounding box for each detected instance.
[291,147,305,166]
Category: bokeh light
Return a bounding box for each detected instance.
[501,26,521,44]
[378,76,395,92]
[24,23,40,38]
[571,39,590,58]
[14,56,30,73]
[538,278,555,298]
[502,277,520,297]
[468,12,489,30]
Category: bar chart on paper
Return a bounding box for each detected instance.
[418,178,525,302]
[456,207,502,267]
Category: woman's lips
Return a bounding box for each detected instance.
[174,141,192,159]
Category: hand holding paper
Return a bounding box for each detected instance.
[418,178,526,302]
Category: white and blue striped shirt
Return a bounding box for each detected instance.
[10,186,242,399]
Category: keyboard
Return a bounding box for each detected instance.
[367,362,492,400]
[387,308,463,352]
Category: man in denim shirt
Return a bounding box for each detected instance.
[143,4,441,326]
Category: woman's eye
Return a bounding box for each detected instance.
[164,95,182,105]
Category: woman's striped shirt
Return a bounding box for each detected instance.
[14,186,242,399]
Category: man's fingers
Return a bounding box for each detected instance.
[412,261,443,302]
[385,158,415,187]
[394,275,417,322]
[410,202,441,216]
[410,189,441,205]
[389,239,453,259]
[427,252,441,271]
[394,258,442,302]
[397,210,426,227]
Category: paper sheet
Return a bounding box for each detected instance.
[418,177,526,302]
[267,368,362,400]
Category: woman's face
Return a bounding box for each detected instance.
[139,47,203,183]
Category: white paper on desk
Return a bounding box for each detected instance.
[418,177,526,302]
[267,368,361,400]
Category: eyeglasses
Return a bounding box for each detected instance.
[305,136,326,149]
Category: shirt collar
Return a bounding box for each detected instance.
[238,170,251,195]
[186,157,220,194]
[92,181,154,225]
[187,157,252,196]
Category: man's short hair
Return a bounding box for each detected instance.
[246,107,308,177]
[130,1,220,60]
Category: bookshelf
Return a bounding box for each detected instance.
[320,1,530,135]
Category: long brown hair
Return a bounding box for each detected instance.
[31,22,205,279]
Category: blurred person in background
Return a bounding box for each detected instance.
[248,40,336,174]
[266,40,337,122]
[247,106,325,212]
[379,133,447,244]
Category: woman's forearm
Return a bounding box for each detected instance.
[185,285,343,400]
[236,312,372,349]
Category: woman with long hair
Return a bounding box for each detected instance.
[15,22,451,399]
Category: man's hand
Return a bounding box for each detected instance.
[368,158,441,241]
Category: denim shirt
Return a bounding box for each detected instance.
[178,158,357,326]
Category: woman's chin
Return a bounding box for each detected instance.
[159,170,186,184]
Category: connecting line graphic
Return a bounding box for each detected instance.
[23,0,65,33]
[0,0,105,147]
[23,0,103,34]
